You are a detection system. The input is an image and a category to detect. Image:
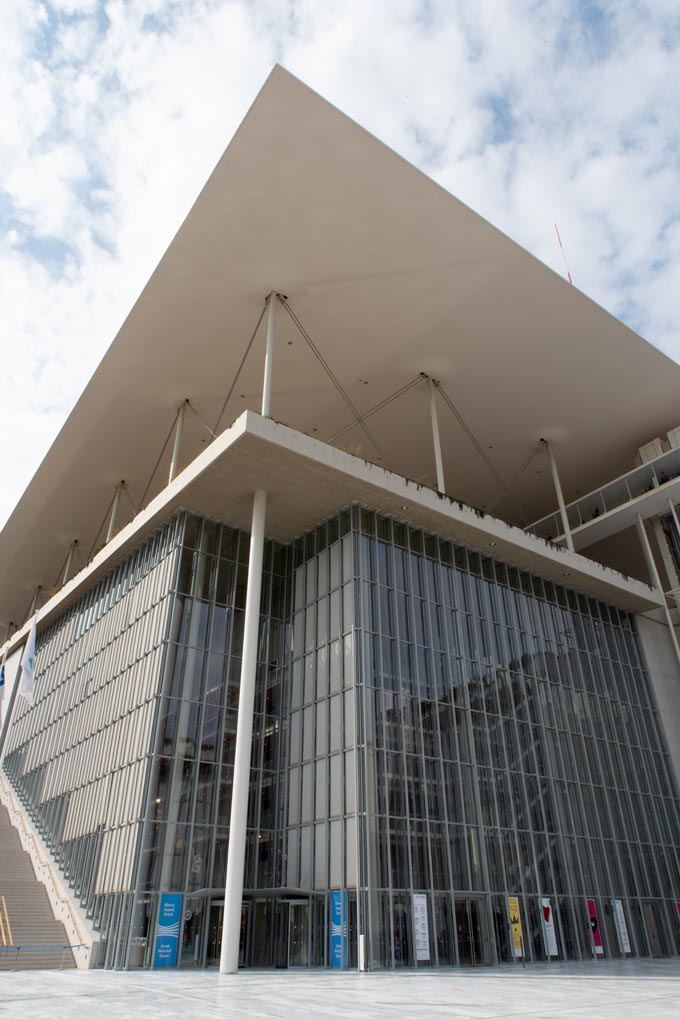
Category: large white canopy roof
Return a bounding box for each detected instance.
[1,65,678,625]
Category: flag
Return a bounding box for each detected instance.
[18,618,37,704]
[0,653,5,706]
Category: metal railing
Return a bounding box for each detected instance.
[528,445,680,542]
[0,777,87,951]
[0,943,87,971]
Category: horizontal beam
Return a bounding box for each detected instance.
[0,413,663,661]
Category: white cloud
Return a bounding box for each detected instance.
[1,0,680,529]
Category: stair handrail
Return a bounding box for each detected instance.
[0,943,87,950]
[0,777,88,953]
[0,942,87,973]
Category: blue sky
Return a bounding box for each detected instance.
[1,0,680,526]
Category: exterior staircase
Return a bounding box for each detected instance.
[0,802,76,970]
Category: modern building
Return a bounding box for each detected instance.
[1,66,680,973]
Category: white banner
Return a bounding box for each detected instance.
[611,899,631,955]
[412,893,430,961]
[540,897,559,957]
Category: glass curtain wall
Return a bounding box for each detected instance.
[3,516,184,966]
[351,507,680,968]
[286,509,357,967]
[4,503,680,971]
[133,514,290,969]
[2,512,291,969]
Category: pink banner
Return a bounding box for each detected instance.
[675,902,680,929]
[586,899,603,955]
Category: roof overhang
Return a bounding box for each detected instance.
[1,65,678,624]
[0,411,663,658]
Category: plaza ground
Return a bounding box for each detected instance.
[0,959,679,1019]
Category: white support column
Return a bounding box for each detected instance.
[666,499,680,609]
[428,377,446,495]
[546,442,574,552]
[168,401,187,485]
[652,518,680,603]
[26,588,40,619]
[220,289,276,973]
[668,498,680,544]
[106,484,123,543]
[637,514,665,592]
[262,292,276,417]
[636,513,680,666]
[63,541,77,585]
[220,488,267,975]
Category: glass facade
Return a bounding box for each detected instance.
[3,504,680,970]
[134,513,291,969]
[3,515,184,966]
[2,512,291,968]
[349,507,680,966]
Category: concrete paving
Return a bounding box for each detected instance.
[0,959,679,1019]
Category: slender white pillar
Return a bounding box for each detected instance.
[262,293,276,417]
[220,488,267,974]
[636,513,680,666]
[220,290,276,973]
[106,484,122,543]
[663,500,680,610]
[652,518,680,596]
[63,541,77,585]
[668,498,680,544]
[27,588,40,618]
[168,402,187,485]
[637,514,665,592]
[428,378,446,495]
[546,442,574,552]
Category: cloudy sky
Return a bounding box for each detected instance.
[1,0,679,528]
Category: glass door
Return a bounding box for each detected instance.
[203,900,249,967]
[206,901,223,967]
[391,897,410,967]
[455,897,488,966]
[273,900,289,968]
[239,901,251,967]
[179,897,207,968]
[288,902,310,967]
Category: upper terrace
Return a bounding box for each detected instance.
[529,444,680,553]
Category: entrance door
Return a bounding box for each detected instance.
[392,899,410,967]
[204,900,249,967]
[179,897,207,968]
[206,901,223,966]
[455,898,487,966]
[273,901,289,968]
[288,902,310,967]
[239,902,251,967]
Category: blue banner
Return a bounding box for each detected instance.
[153,893,182,968]
[330,890,347,968]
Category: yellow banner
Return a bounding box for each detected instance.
[507,896,523,958]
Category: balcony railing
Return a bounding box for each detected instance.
[528,446,680,543]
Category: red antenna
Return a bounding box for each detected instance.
[554,222,573,285]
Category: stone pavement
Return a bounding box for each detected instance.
[0,959,679,1019]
